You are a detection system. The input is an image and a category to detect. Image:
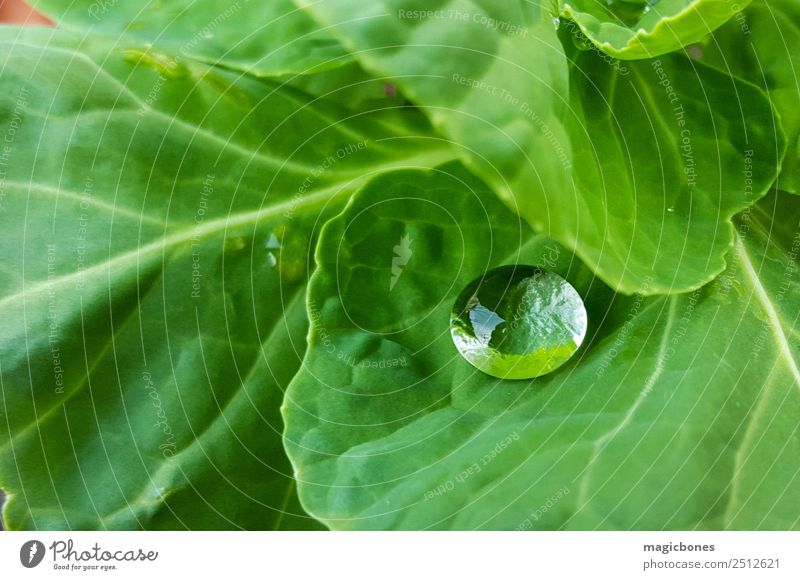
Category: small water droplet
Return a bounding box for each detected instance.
[265,233,281,250]
[552,17,561,30]
[450,266,587,380]
[666,207,675,213]
[224,237,246,252]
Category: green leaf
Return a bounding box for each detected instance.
[560,50,784,293]
[561,0,754,59]
[292,0,784,293]
[0,28,452,530]
[695,0,800,193]
[30,0,350,76]
[284,163,800,530]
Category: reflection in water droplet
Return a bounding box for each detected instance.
[552,17,561,30]
[450,266,587,380]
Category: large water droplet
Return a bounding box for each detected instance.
[450,266,587,380]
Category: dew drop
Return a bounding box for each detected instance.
[552,17,561,30]
[666,206,675,213]
[265,233,281,250]
[450,265,587,380]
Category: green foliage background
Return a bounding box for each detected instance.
[0,0,797,529]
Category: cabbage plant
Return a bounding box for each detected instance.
[0,0,797,530]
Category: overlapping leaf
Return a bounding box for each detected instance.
[284,163,800,529]
[0,28,452,529]
[31,0,350,76]
[697,0,800,193]
[562,0,754,59]
[293,0,784,293]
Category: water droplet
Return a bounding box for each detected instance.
[666,207,675,213]
[224,237,246,252]
[552,17,561,30]
[265,233,281,250]
[450,266,587,380]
